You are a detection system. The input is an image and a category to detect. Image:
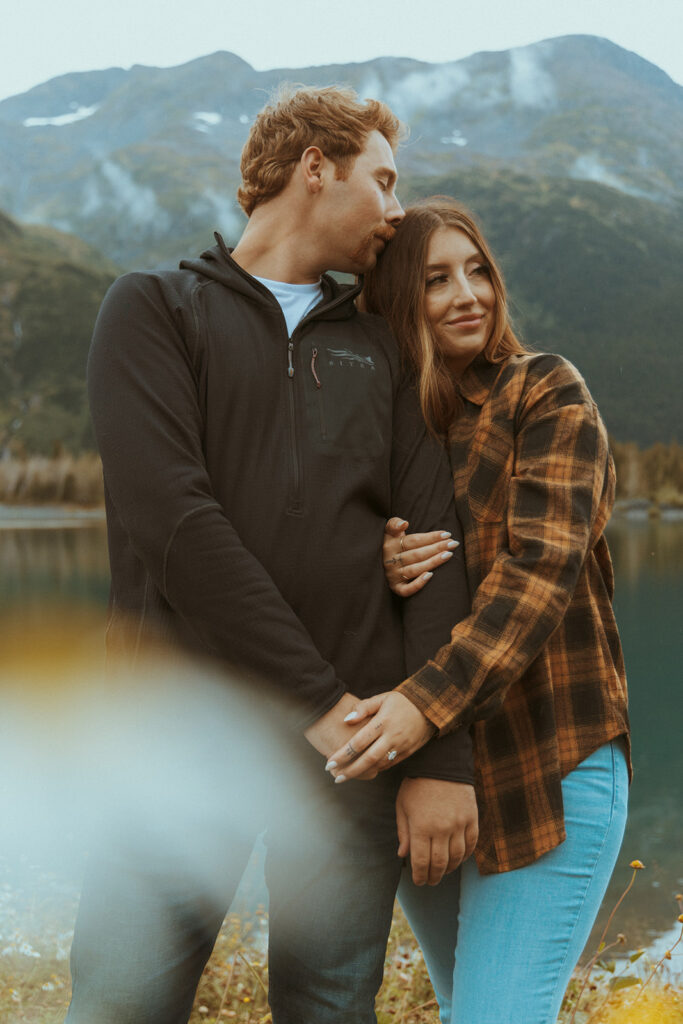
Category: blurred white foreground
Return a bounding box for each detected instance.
[0,610,308,908]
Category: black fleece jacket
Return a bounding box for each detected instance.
[87,236,472,781]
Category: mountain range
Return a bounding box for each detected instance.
[0,35,680,451]
[1,34,682,266]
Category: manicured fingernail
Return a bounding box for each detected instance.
[334,774,347,784]
[446,540,459,549]
[440,532,452,538]
[325,760,337,771]
[422,572,433,581]
[440,551,453,560]
[397,520,408,528]
[343,711,358,721]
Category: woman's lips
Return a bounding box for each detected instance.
[446,315,484,328]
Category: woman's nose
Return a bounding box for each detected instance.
[451,275,476,305]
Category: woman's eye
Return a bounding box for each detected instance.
[426,274,447,287]
[470,264,490,277]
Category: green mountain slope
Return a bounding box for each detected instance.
[0,211,118,453]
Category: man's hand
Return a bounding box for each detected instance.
[396,778,478,886]
[304,693,381,779]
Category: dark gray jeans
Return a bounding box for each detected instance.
[65,742,402,1024]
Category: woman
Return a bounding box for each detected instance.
[327,198,630,1023]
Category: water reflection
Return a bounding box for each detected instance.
[608,515,683,585]
[593,518,683,957]
[0,523,110,619]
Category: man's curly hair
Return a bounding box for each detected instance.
[237,84,404,216]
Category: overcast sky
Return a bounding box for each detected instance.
[3,0,682,103]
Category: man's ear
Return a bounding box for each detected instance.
[300,146,326,194]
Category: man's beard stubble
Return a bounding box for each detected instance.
[348,224,396,271]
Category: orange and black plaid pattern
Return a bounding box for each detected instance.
[399,352,630,874]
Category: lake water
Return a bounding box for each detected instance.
[1,511,681,970]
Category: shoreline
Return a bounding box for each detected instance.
[612,498,683,522]
[1,500,682,525]
[0,504,106,529]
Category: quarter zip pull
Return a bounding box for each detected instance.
[311,347,322,389]
[287,341,294,378]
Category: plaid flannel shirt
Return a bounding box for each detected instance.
[399,352,630,874]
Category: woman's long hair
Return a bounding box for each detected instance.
[362,197,526,436]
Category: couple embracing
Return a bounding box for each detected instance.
[67,84,629,1024]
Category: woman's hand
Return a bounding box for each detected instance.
[304,692,381,779]
[383,517,460,597]
[324,691,437,782]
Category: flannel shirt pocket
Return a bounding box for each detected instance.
[467,418,514,522]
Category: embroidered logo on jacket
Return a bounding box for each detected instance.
[326,349,376,371]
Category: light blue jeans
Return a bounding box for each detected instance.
[398,740,629,1024]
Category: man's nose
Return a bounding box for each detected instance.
[387,193,405,226]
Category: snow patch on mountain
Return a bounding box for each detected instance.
[193,112,223,133]
[509,47,557,109]
[441,129,468,147]
[23,105,99,128]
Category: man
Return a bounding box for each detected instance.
[67,86,477,1024]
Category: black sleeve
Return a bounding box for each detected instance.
[88,273,346,728]
[389,376,474,783]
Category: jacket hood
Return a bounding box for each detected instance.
[179,232,362,322]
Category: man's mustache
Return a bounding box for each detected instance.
[375,226,397,244]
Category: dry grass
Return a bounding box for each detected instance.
[2,440,683,511]
[1,900,681,1024]
[0,454,103,506]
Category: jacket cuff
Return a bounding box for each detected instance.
[399,725,474,784]
[291,681,348,731]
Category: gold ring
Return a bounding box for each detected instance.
[400,536,405,552]
[400,573,409,582]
